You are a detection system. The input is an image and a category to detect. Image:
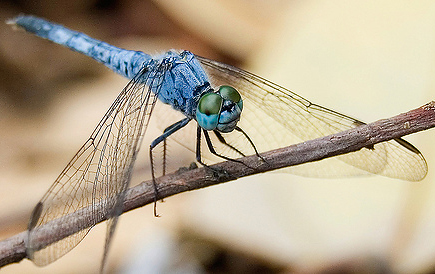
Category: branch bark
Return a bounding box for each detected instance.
[1,101,434,268]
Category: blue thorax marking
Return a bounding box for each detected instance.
[148,51,211,117]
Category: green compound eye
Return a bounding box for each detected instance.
[219,85,240,102]
[198,93,222,115]
[196,92,223,130]
[219,85,243,111]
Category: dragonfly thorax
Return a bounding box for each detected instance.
[196,85,243,133]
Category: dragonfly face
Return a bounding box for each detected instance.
[196,85,243,132]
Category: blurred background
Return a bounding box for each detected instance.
[0,0,434,273]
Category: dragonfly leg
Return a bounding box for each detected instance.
[161,119,190,176]
[234,126,267,163]
[150,117,191,217]
[212,130,246,157]
[200,128,256,171]
[196,127,235,180]
[196,126,203,164]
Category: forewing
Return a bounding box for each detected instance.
[26,65,160,266]
[196,56,427,181]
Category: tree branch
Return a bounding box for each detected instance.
[1,101,434,268]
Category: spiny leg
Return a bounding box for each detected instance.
[157,122,178,203]
[213,130,246,157]
[196,127,233,179]
[163,138,167,176]
[210,126,266,167]
[150,117,191,216]
[234,126,266,162]
[200,128,256,170]
[196,126,205,165]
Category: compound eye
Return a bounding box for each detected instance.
[196,93,223,130]
[218,85,243,110]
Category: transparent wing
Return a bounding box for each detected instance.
[192,56,427,181]
[26,65,162,266]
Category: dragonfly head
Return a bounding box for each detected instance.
[196,85,243,133]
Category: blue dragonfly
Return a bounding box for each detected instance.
[9,15,427,268]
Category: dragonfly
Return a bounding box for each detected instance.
[9,15,427,269]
